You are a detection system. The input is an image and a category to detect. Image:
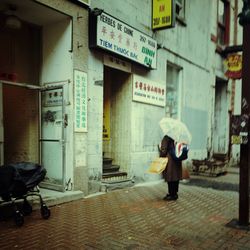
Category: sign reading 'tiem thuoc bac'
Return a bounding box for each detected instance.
[89,12,157,69]
[152,0,175,30]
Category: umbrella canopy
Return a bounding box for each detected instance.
[159,117,192,144]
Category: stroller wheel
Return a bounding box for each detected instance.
[14,211,24,227]
[41,204,51,219]
[23,199,32,215]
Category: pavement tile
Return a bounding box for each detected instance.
[0,182,250,249]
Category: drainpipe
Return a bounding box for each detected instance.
[229,0,239,159]
[231,0,238,113]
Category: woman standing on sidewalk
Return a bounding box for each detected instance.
[159,135,182,201]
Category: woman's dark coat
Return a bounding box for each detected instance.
[159,135,182,182]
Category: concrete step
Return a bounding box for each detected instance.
[0,188,84,212]
[102,171,127,180]
[103,165,120,173]
[103,157,113,165]
[101,178,134,192]
[101,171,134,192]
[34,188,84,209]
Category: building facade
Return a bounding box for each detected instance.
[0,0,243,195]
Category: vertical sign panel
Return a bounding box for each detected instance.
[152,0,175,30]
[74,70,88,132]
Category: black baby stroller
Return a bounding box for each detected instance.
[0,162,50,226]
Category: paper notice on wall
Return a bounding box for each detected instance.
[132,74,166,107]
[74,70,88,132]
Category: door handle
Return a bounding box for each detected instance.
[64,114,68,128]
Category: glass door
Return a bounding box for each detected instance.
[40,86,66,191]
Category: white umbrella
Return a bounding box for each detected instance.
[159,117,192,144]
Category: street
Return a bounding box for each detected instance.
[0,182,249,249]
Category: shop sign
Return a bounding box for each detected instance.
[104,55,131,73]
[231,115,248,144]
[74,70,88,132]
[152,0,175,30]
[133,75,166,107]
[42,89,63,107]
[224,54,242,79]
[89,12,157,69]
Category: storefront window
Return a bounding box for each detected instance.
[166,64,180,118]
[217,0,230,46]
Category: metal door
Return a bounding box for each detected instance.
[40,85,66,192]
[0,82,3,165]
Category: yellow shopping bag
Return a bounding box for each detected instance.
[147,157,168,174]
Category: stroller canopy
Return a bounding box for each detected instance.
[0,162,46,201]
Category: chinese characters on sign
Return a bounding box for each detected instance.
[133,75,166,107]
[224,54,242,79]
[152,0,175,30]
[93,12,157,69]
[74,70,88,132]
[104,54,131,73]
[42,89,63,107]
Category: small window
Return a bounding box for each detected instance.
[166,64,181,119]
[176,0,185,20]
[217,0,230,46]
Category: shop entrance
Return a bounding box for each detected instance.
[0,81,67,191]
[0,0,72,191]
[103,66,131,177]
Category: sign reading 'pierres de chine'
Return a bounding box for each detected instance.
[89,12,157,69]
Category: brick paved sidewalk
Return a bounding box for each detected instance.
[0,182,249,250]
